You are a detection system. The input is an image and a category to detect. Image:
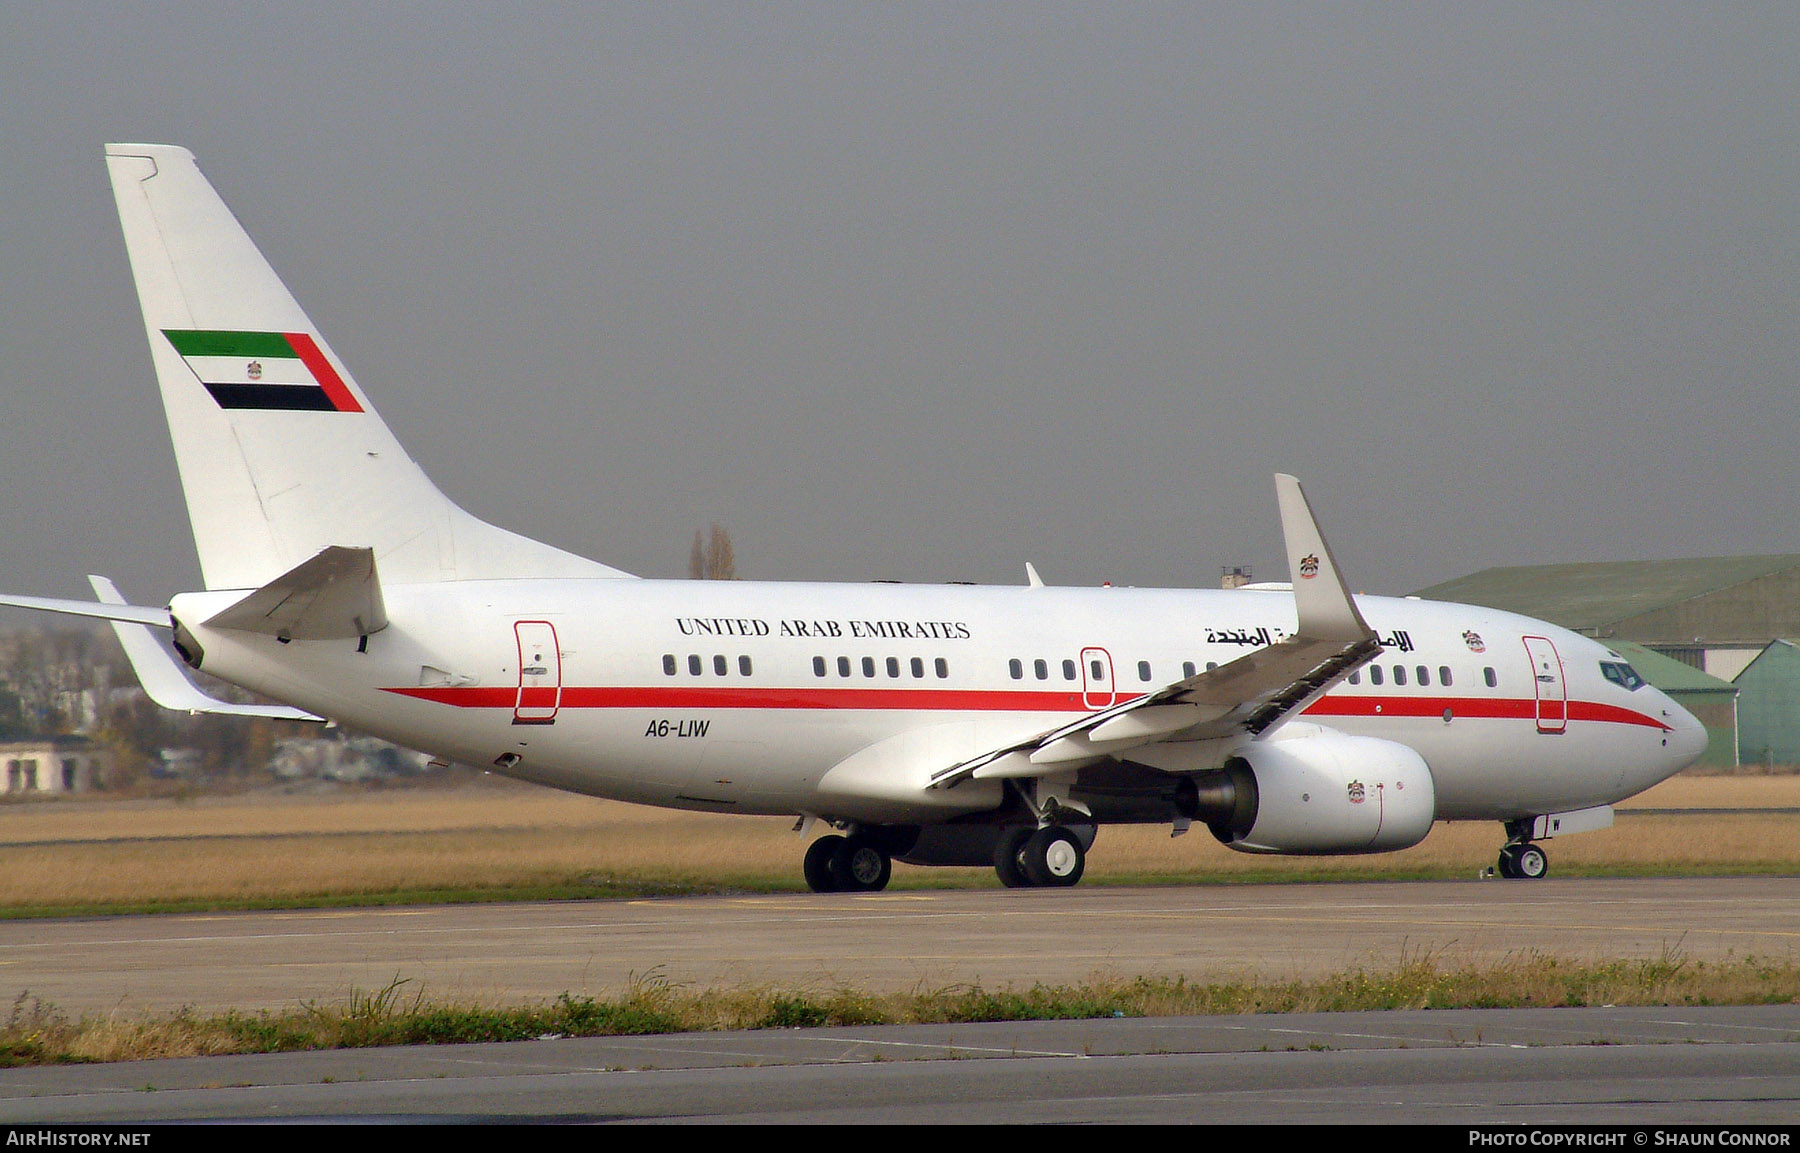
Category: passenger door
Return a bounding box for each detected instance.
[1081,646,1116,710]
[513,621,562,725]
[1522,635,1566,734]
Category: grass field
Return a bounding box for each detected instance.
[0,772,1792,1065]
[0,771,1792,914]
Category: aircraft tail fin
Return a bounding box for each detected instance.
[104,144,630,590]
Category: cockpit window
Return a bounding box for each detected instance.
[1599,661,1644,691]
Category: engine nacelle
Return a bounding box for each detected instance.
[1200,728,1436,855]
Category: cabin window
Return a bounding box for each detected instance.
[862,657,876,678]
[1206,662,1218,671]
[1091,659,1105,680]
[935,657,949,678]
[688,654,703,676]
[1138,660,1152,682]
[1183,661,1196,678]
[1439,666,1453,687]
[1483,667,1497,688]
[1369,665,1384,686]
[739,655,753,676]
[1393,665,1406,686]
[663,654,677,676]
[813,656,827,677]
[713,654,728,676]
[887,656,900,678]
[911,657,924,678]
[1009,658,1023,680]
[1348,670,1361,685]
[1034,659,1049,680]
[1416,666,1430,687]
[1063,659,1077,680]
[838,656,852,678]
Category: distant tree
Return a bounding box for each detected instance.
[689,524,738,580]
[706,524,736,580]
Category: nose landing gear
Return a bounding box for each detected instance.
[1496,839,1549,879]
[1493,815,1551,879]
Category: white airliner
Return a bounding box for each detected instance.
[0,145,1707,890]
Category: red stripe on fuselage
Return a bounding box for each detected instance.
[283,332,364,413]
[382,685,1670,729]
[1301,694,1670,730]
[388,685,1102,712]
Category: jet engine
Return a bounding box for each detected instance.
[1189,728,1436,854]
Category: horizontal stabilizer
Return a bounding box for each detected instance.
[205,546,388,640]
[0,591,169,627]
[90,577,322,721]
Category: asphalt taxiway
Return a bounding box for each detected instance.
[0,1005,1794,1122]
[0,877,1791,1016]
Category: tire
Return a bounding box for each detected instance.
[1514,843,1549,880]
[993,827,1035,888]
[1021,825,1085,888]
[803,835,845,892]
[830,836,892,892]
[1496,845,1519,879]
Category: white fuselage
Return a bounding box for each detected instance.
[173,579,1707,825]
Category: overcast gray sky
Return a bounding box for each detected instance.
[2,4,1795,606]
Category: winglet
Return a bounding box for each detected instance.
[1025,563,1045,588]
[89,576,323,721]
[1274,474,1373,643]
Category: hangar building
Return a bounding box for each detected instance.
[1414,555,1800,767]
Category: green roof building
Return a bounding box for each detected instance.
[1416,555,1800,683]
[1411,556,1800,767]
[1731,640,1800,767]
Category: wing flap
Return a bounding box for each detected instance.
[930,474,1379,790]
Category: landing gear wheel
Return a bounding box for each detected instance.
[829,836,892,892]
[803,835,846,892]
[1496,842,1549,880]
[1021,825,1086,888]
[994,827,1034,888]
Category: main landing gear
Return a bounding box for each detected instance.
[803,832,893,893]
[993,825,1086,888]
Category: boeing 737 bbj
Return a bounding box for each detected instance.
[0,145,1707,890]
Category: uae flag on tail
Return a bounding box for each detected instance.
[162,330,364,413]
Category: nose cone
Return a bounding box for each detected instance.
[1619,691,1706,800]
[1662,695,1709,773]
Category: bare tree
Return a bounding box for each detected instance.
[689,524,738,579]
[706,524,736,580]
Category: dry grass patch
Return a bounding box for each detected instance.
[0,769,1792,913]
[3,950,1794,1066]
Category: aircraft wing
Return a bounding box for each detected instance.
[930,474,1378,788]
